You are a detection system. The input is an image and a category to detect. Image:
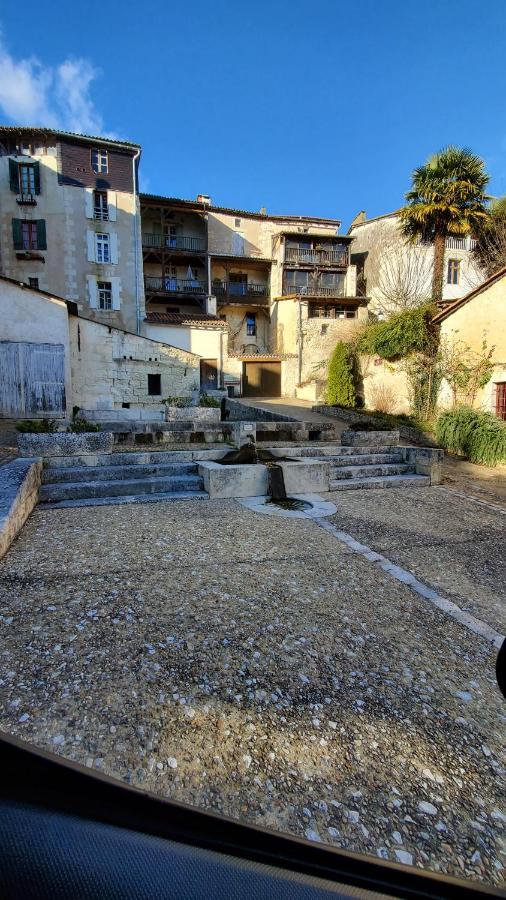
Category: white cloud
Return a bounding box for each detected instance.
[0,33,106,135]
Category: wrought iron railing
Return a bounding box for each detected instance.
[145,276,207,293]
[283,281,346,298]
[284,247,349,266]
[142,233,206,252]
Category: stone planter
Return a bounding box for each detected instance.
[164,406,221,423]
[341,429,399,447]
[17,431,114,458]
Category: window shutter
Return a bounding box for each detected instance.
[87,230,96,262]
[111,277,121,310]
[33,162,41,195]
[12,219,23,249]
[110,232,118,264]
[87,276,98,309]
[36,220,47,250]
[84,188,94,219]
[107,191,117,222]
[9,159,19,193]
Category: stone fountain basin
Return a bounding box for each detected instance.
[198,459,330,499]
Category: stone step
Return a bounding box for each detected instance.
[43,449,227,469]
[39,474,204,503]
[330,463,412,480]
[40,491,209,510]
[329,453,404,467]
[42,461,199,484]
[329,474,430,491]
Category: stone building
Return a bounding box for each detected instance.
[348,211,484,315]
[0,126,144,334]
[141,193,365,397]
[0,277,199,418]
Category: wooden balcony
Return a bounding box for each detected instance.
[212,280,269,303]
[145,275,207,295]
[142,233,206,252]
[284,247,349,267]
[283,279,346,298]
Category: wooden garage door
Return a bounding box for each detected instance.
[0,341,66,417]
[243,361,281,398]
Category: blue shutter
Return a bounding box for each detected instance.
[9,159,19,193]
[12,219,23,250]
[36,220,47,250]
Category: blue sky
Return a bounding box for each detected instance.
[1,0,505,228]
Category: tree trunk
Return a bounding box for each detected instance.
[432,231,446,304]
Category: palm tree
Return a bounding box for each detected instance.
[399,146,490,304]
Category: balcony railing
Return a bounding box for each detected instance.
[284,247,349,267]
[445,237,467,250]
[212,280,268,301]
[145,276,207,294]
[283,282,346,298]
[142,233,206,252]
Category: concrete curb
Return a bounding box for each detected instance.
[0,458,42,559]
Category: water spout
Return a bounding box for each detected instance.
[266,463,287,501]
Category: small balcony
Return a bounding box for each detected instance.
[212,280,269,303]
[142,233,206,253]
[283,280,346,299]
[144,275,207,295]
[284,247,349,267]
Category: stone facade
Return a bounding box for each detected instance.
[0,127,143,334]
[69,315,200,410]
[17,431,114,457]
[349,212,484,314]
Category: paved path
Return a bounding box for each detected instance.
[235,397,347,431]
[1,490,504,886]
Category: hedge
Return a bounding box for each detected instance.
[435,407,506,466]
[357,304,437,360]
[326,341,356,407]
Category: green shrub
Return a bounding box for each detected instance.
[16,419,58,433]
[357,305,437,360]
[67,418,100,433]
[326,342,356,407]
[199,393,220,408]
[436,407,506,466]
[162,396,192,408]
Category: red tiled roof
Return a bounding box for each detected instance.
[146,312,227,328]
[227,352,297,360]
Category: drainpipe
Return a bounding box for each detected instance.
[297,295,303,387]
[132,148,142,334]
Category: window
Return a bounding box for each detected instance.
[164,225,177,248]
[148,374,161,395]
[447,259,460,285]
[9,159,40,198]
[21,222,38,250]
[91,148,108,174]
[284,270,309,292]
[28,277,39,290]
[496,383,506,420]
[93,190,109,221]
[95,233,110,263]
[19,165,36,197]
[246,313,256,336]
[97,281,113,310]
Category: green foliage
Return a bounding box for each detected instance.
[16,419,58,433]
[326,342,356,408]
[405,353,442,421]
[67,418,100,433]
[357,305,437,360]
[199,393,220,408]
[162,396,192,408]
[436,407,506,466]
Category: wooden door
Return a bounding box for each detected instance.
[243,361,281,397]
[0,341,66,417]
[200,358,218,391]
[496,383,506,420]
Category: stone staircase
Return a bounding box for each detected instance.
[39,452,208,508]
[324,448,429,490]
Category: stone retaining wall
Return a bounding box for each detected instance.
[313,405,436,446]
[0,458,42,559]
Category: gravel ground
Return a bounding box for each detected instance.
[326,486,506,634]
[0,496,505,887]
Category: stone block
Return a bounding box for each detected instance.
[231,421,257,448]
[401,447,444,484]
[341,430,400,447]
[278,460,331,494]
[164,407,221,423]
[18,431,114,458]
[198,461,268,498]
[0,458,42,559]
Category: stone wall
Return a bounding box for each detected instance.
[69,315,200,410]
[0,458,42,559]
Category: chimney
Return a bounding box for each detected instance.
[205,295,217,316]
[350,210,367,228]
[197,194,211,205]
[259,206,267,215]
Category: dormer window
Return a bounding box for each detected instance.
[91,148,108,174]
